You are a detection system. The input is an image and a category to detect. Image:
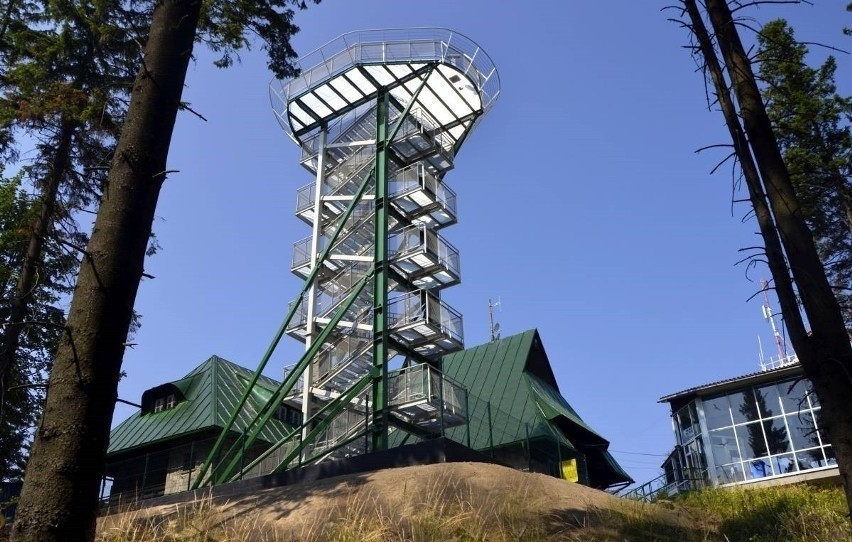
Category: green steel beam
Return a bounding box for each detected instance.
[369,66,436,453]
[192,158,379,489]
[451,111,482,155]
[302,426,372,465]
[372,89,390,452]
[198,65,437,488]
[232,371,373,480]
[212,271,372,485]
[271,373,374,473]
[385,67,434,143]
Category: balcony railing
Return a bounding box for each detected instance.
[390,163,457,228]
[271,28,500,141]
[387,290,463,354]
[389,225,460,289]
[388,363,468,429]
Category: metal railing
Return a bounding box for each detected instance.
[286,267,373,333]
[620,469,708,502]
[387,291,464,345]
[271,28,500,129]
[388,364,467,416]
[389,225,460,279]
[389,163,457,218]
[291,211,375,272]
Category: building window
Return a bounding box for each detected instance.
[702,377,833,484]
[675,402,700,444]
[153,394,177,413]
[673,401,708,484]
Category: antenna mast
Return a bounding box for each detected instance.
[488,298,501,342]
[760,279,788,366]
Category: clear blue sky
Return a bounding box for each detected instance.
[110,1,851,485]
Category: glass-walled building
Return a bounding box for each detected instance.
[659,362,838,489]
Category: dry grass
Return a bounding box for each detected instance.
[92,463,852,542]
[296,474,558,541]
[98,494,288,542]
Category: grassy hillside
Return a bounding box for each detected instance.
[94,463,850,542]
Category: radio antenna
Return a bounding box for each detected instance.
[488,298,501,342]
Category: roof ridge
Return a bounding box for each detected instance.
[211,355,219,427]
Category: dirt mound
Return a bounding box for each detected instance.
[98,462,692,541]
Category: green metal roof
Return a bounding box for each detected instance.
[527,373,605,444]
[442,330,559,449]
[442,329,632,487]
[107,356,291,456]
[526,371,632,485]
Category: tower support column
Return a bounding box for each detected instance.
[302,127,327,454]
[372,91,390,451]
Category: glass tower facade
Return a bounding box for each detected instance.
[667,369,836,487]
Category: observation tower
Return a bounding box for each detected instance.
[196,29,499,486]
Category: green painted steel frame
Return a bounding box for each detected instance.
[212,273,372,485]
[193,65,437,488]
[191,165,376,489]
[372,90,390,452]
[232,371,374,480]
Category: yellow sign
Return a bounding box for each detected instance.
[561,459,579,482]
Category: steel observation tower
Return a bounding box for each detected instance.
[195,28,499,486]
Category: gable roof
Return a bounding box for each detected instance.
[107,355,291,456]
[442,329,542,447]
[442,329,632,488]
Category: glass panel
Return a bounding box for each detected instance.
[716,462,744,484]
[730,390,760,424]
[755,384,782,418]
[677,404,697,443]
[763,418,791,455]
[744,458,771,480]
[709,428,740,467]
[736,422,768,459]
[691,437,707,470]
[795,448,826,470]
[689,402,699,426]
[778,379,810,413]
[703,396,733,430]
[786,412,820,451]
[772,454,798,475]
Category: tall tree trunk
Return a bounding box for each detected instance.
[682,0,809,348]
[699,0,852,513]
[0,119,74,429]
[11,1,202,540]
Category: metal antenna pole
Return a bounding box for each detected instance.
[760,279,787,363]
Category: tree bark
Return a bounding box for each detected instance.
[701,0,852,513]
[0,119,75,429]
[682,0,809,349]
[10,1,203,540]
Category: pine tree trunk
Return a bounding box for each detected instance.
[683,0,809,348]
[0,120,74,431]
[704,0,852,514]
[10,2,202,540]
